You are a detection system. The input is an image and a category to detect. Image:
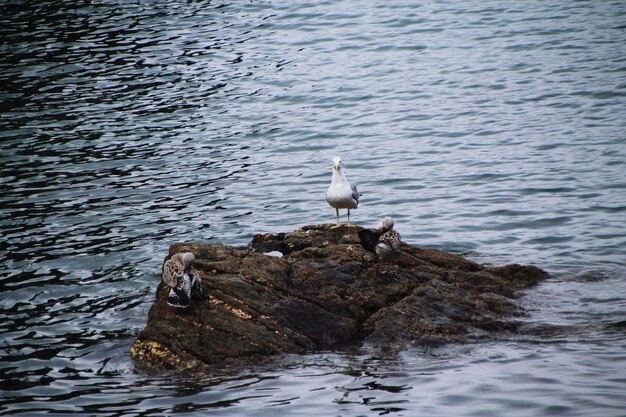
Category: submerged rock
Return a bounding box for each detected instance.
[131,224,549,372]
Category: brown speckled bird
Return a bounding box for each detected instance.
[162,252,202,308]
[358,217,402,275]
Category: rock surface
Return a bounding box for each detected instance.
[131,224,549,372]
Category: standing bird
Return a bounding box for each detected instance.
[358,217,402,275]
[162,252,203,308]
[326,156,359,227]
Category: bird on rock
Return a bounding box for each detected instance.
[358,217,402,275]
[162,252,203,308]
[326,156,359,227]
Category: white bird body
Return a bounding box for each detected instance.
[326,157,359,226]
[326,171,358,209]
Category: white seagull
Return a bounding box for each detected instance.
[162,252,202,308]
[326,156,359,227]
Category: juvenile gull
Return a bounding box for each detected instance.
[162,252,202,308]
[358,217,402,275]
[326,156,359,227]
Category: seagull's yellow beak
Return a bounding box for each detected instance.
[333,162,340,170]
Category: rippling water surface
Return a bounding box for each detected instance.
[1,1,625,416]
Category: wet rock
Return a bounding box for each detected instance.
[131,224,550,372]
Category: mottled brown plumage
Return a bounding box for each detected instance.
[358,217,401,275]
[162,252,202,308]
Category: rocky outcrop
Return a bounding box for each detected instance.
[131,224,549,372]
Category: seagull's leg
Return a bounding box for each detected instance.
[331,208,341,228]
[375,260,381,276]
[346,209,355,227]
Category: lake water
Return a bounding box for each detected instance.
[1,1,625,416]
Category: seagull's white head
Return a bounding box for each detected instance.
[332,156,342,171]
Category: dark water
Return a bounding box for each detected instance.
[1,1,625,416]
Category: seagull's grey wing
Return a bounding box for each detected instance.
[351,183,359,204]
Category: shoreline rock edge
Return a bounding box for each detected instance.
[131,224,549,373]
